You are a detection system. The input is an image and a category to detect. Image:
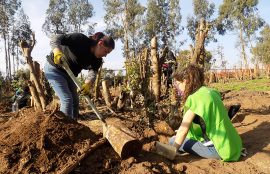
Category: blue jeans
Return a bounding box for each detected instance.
[169,136,221,160]
[44,61,79,119]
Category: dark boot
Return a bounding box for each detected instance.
[228,104,241,120]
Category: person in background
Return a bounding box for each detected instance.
[44,32,115,119]
[12,85,31,109]
[169,64,242,161]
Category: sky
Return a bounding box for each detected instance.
[1,0,270,75]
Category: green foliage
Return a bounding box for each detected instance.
[103,0,145,57]
[145,0,182,49]
[43,0,94,35]
[193,0,214,19]
[0,0,23,78]
[0,72,5,89]
[115,70,124,86]
[176,49,212,70]
[42,0,68,35]
[11,69,30,90]
[11,9,32,62]
[12,9,32,41]
[204,50,212,71]
[176,50,191,69]
[210,78,270,92]
[0,0,22,34]
[253,25,270,64]
[67,0,94,33]
[186,0,216,43]
[217,0,264,68]
[125,59,141,92]
[218,0,264,37]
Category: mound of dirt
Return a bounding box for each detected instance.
[0,109,99,174]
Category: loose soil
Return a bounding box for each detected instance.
[0,89,269,174]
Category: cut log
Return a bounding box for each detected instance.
[101,80,112,107]
[103,124,142,159]
[117,90,127,111]
[19,33,47,110]
[150,36,160,101]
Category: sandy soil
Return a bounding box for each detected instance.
[0,89,269,174]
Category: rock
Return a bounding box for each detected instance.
[154,121,175,136]
[152,167,161,173]
[174,163,187,172]
[143,128,157,138]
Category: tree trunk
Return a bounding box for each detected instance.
[150,37,160,102]
[123,3,129,60]
[190,18,209,67]
[28,80,42,110]
[3,34,9,79]
[254,64,259,78]
[266,64,270,79]
[12,48,15,75]
[239,28,249,79]
[33,61,41,80]
[140,48,150,98]
[117,87,127,111]
[19,33,46,110]
[27,59,45,110]
[16,46,19,72]
[7,34,11,77]
[209,72,217,83]
[101,80,112,107]
[94,64,103,101]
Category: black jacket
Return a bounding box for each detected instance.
[47,33,103,81]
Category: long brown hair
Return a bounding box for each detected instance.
[173,64,204,103]
[89,32,115,49]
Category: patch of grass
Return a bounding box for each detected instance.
[209,78,270,92]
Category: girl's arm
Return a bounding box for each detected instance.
[174,109,196,147]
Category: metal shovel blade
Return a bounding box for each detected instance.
[155,141,177,160]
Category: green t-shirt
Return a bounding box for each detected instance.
[184,86,242,161]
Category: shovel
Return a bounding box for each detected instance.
[155,141,181,160]
[60,60,142,158]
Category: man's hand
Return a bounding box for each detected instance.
[53,49,64,65]
[80,83,91,96]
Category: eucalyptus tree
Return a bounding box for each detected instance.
[67,0,94,33]
[42,0,69,36]
[186,0,215,42]
[103,0,145,59]
[186,0,216,66]
[11,9,32,73]
[144,0,182,50]
[0,0,21,78]
[252,25,270,65]
[218,0,264,68]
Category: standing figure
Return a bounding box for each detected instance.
[44,32,115,119]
